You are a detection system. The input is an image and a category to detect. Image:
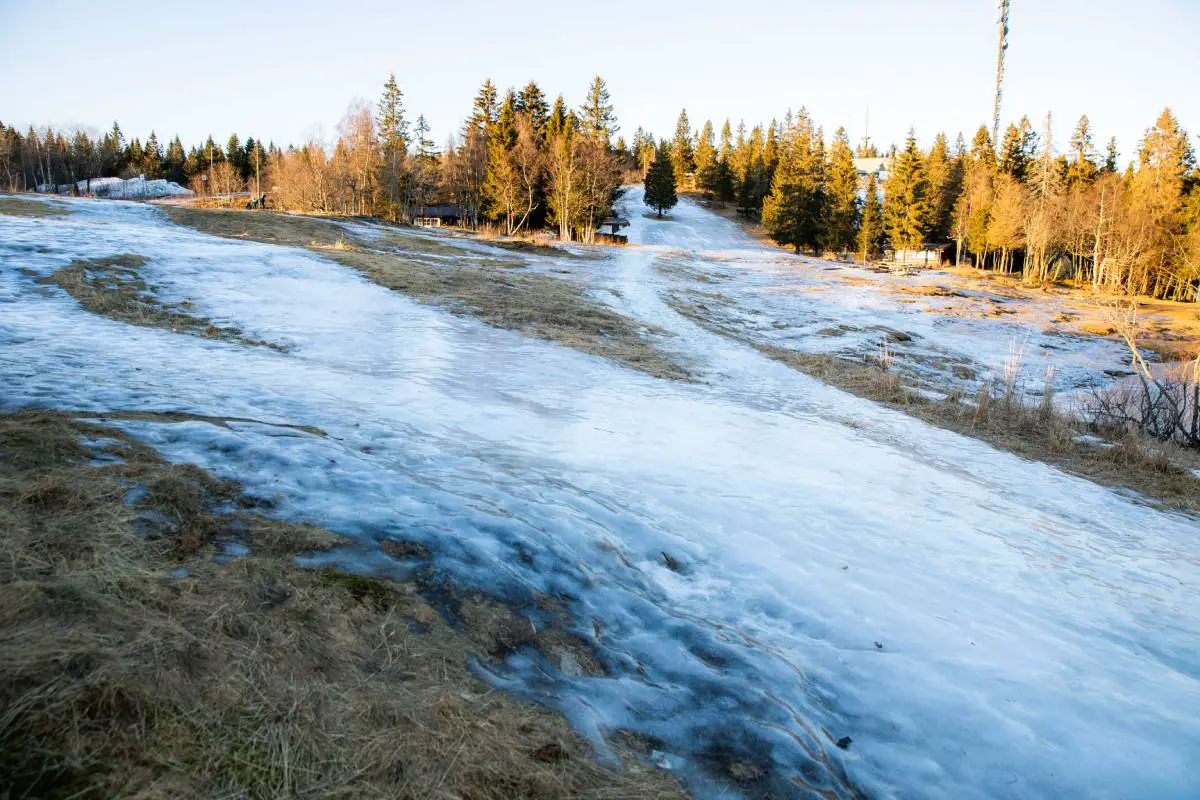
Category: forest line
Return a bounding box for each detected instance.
[3,79,1197,299]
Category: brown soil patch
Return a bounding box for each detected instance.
[0,410,688,799]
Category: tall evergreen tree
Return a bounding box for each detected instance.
[469,79,499,135]
[671,109,694,189]
[643,141,677,217]
[546,95,570,140]
[761,112,825,252]
[925,132,961,240]
[1066,114,1098,187]
[377,73,409,218]
[1103,136,1120,173]
[165,136,186,184]
[516,80,549,140]
[858,172,884,261]
[125,138,144,175]
[822,127,859,254]
[998,121,1032,181]
[142,131,163,178]
[580,75,617,145]
[883,129,931,252]
[694,120,718,194]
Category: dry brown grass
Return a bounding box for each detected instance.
[0,410,688,800]
[37,254,286,351]
[0,196,71,218]
[159,205,354,248]
[668,297,1200,513]
[162,206,690,380]
[327,249,689,380]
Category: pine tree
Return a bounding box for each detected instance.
[643,141,677,217]
[822,127,859,254]
[125,138,144,176]
[1066,114,1098,187]
[671,110,694,190]
[694,120,718,194]
[858,172,884,261]
[516,80,549,140]
[377,73,409,218]
[580,75,617,145]
[495,89,518,148]
[165,136,186,184]
[546,95,569,140]
[761,113,825,252]
[883,129,931,253]
[998,122,1029,181]
[470,80,499,136]
[1103,137,1119,173]
[924,132,961,240]
[953,126,997,265]
[716,120,735,202]
[142,131,162,178]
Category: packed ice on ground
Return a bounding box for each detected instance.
[2,192,1198,799]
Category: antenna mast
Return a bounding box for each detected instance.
[993,0,1011,146]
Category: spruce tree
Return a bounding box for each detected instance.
[1103,137,1119,173]
[516,80,549,140]
[377,73,410,218]
[671,110,694,189]
[822,127,859,254]
[165,136,186,184]
[694,120,718,194]
[761,114,825,252]
[925,132,961,240]
[581,75,617,144]
[858,172,884,261]
[125,138,144,175]
[546,95,569,140]
[470,80,499,135]
[142,131,163,178]
[998,122,1029,181]
[496,89,518,148]
[644,141,677,217]
[1066,115,1098,187]
[882,129,931,253]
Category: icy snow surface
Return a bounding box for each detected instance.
[2,193,1198,799]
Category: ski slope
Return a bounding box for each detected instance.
[2,194,1197,799]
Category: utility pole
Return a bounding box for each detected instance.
[993,0,1011,147]
[207,138,213,195]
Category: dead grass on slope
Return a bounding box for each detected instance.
[668,297,1200,513]
[0,410,688,800]
[162,206,690,380]
[37,254,286,351]
[159,205,355,248]
[0,196,71,218]
[327,249,690,380]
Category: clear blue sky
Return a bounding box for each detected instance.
[2,0,1196,164]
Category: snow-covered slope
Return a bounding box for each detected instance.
[2,195,1198,799]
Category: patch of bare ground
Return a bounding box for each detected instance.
[37,254,287,351]
[0,410,688,800]
[162,206,691,380]
[668,296,1200,514]
[0,196,71,218]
